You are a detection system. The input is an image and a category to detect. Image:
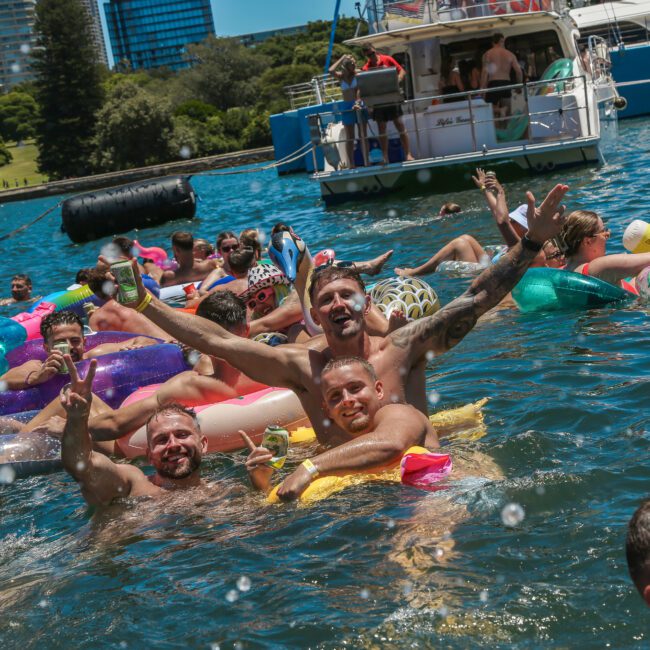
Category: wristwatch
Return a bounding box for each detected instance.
[521,234,543,252]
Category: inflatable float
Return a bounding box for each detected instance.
[0,433,62,479]
[0,342,189,415]
[512,268,634,312]
[61,176,196,244]
[0,316,28,374]
[117,386,309,458]
[370,276,440,320]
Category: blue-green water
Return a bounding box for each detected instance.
[1,120,650,647]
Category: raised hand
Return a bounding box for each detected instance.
[239,430,274,492]
[59,355,97,419]
[525,184,569,244]
[96,256,147,308]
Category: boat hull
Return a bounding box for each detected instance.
[611,43,650,118]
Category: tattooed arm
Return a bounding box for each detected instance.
[390,184,569,360]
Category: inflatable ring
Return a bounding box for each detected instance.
[533,58,574,96]
[370,276,441,321]
[512,268,634,312]
[252,332,289,347]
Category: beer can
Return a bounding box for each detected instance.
[110,260,140,304]
[52,341,71,374]
[262,425,289,470]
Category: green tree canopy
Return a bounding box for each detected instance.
[0,92,39,142]
[31,0,104,179]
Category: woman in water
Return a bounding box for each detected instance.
[329,54,369,168]
[559,210,650,292]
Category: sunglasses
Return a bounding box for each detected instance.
[313,260,355,274]
[545,251,564,260]
[247,288,273,310]
[591,228,611,239]
[221,244,239,253]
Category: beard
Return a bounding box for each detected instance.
[156,450,201,480]
[346,412,371,434]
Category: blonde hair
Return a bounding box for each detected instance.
[558,210,600,257]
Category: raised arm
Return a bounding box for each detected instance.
[472,168,519,247]
[101,257,306,390]
[60,356,138,506]
[328,54,347,76]
[586,251,650,285]
[390,183,569,361]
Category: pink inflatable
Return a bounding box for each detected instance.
[11,302,56,341]
[133,240,168,265]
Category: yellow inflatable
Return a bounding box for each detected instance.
[269,398,488,505]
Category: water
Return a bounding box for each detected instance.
[1,119,650,647]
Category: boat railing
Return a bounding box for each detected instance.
[587,34,614,86]
[308,75,592,172]
[362,0,567,34]
[285,75,342,110]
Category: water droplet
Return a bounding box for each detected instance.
[236,576,251,592]
[479,589,488,603]
[249,180,262,193]
[535,485,546,496]
[105,388,115,399]
[20,43,30,54]
[209,644,220,650]
[386,518,395,529]
[179,145,191,159]
[390,394,399,403]
[322,418,331,428]
[501,502,525,527]
[577,334,586,343]
[425,351,434,361]
[233,642,243,650]
[38,599,48,608]
[359,588,370,599]
[604,425,612,434]
[402,581,413,596]
[119,642,128,649]
[101,243,121,263]
[346,181,359,193]
[187,350,201,366]
[0,380,8,392]
[101,280,116,297]
[387,209,397,218]
[434,547,444,559]
[575,434,584,448]
[0,465,16,484]
[438,605,449,617]
[10,63,20,74]
[532,360,543,369]
[428,391,440,405]
[75,461,86,472]
[32,489,45,500]
[416,169,431,184]
[225,589,239,603]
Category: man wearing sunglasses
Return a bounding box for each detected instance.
[108,183,568,446]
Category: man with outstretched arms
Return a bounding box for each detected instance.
[60,356,208,506]
[104,184,567,445]
[241,356,438,501]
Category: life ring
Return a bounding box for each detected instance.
[533,58,574,96]
[512,268,635,312]
[117,386,308,458]
[370,276,441,321]
[509,0,540,12]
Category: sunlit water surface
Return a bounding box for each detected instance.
[1,120,650,647]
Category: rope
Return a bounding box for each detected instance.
[0,199,63,242]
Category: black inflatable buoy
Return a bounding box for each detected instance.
[61,176,196,243]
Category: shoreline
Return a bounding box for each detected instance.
[0,146,274,204]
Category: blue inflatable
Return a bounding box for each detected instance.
[512,268,634,312]
[0,316,28,375]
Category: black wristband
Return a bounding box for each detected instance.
[521,234,543,252]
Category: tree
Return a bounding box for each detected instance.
[257,63,320,114]
[31,0,104,179]
[91,81,176,171]
[0,92,39,142]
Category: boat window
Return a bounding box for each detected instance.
[576,21,650,47]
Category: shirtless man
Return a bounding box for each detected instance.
[242,356,437,501]
[105,183,567,447]
[150,231,217,287]
[0,274,38,307]
[0,311,154,391]
[480,33,523,119]
[60,357,207,506]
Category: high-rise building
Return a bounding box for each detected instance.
[79,0,108,66]
[104,0,215,71]
[0,0,37,90]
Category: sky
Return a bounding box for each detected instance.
[99,1,360,66]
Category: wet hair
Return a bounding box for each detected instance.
[308,265,366,304]
[75,268,91,285]
[626,499,650,599]
[216,231,238,250]
[86,268,113,299]
[145,403,201,442]
[558,210,601,257]
[492,32,504,44]
[40,311,83,340]
[239,228,262,259]
[322,355,377,382]
[12,274,31,286]
[362,44,375,55]
[196,290,246,330]
[112,236,134,257]
[193,238,214,258]
[440,202,461,215]
[172,231,194,251]
[271,223,291,235]
[228,247,256,275]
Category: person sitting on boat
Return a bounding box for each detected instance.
[329,54,369,168]
[361,44,414,163]
[197,231,240,296]
[241,356,439,501]
[193,238,215,261]
[0,274,39,307]
[103,184,567,447]
[153,231,218,288]
[440,58,464,103]
[0,311,155,391]
[60,357,209,505]
[480,33,523,120]
[557,210,650,293]
[626,498,650,607]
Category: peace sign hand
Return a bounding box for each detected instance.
[60,355,97,419]
[239,430,274,493]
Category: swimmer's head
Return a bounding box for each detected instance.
[558,210,609,258]
[239,228,262,261]
[228,247,257,277]
[40,312,85,361]
[241,264,291,318]
[145,404,207,480]
[542,239,565,269]
[216,231,239,264]
[171,231,194,261]
[627,498,650,606]
[10,274,32,301]
[439,202,461,216]
[193,238,214,260]
[112,236,135,259]
[196,290,248,336]
[321,356,383,435]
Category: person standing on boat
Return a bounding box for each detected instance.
[361,44,414,164]
[329,54,369,168]
[480,33,523,120]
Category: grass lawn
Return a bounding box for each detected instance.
[0,141,47,190]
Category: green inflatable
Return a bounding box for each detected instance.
[512,268,634,312]
[533,58,574,96]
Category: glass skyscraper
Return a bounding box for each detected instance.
[0,0,37,89]
[104,0,215,71]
